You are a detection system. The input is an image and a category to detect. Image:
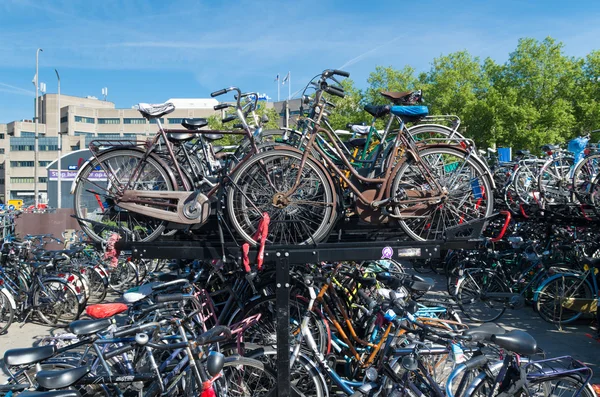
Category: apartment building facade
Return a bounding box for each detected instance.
[0,94,219,203]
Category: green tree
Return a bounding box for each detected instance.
[487,37,582,151]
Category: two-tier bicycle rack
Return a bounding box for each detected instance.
[116,220,489,397]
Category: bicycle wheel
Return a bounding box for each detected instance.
[73,149,174,243]
[227,294,329,355]
[512,162,542,205]
[456,269,508,322]
[34,279,81,325]
[107,260,138,293]
[215,356,278,396]
[535,275,593,324]
[526,375,596,397]
[538,155,575,206]
[571,154,600,203]
[0,290,14,334]
[392,147,493,241]
[247,347,327,397]
[85,266,108,303]
[227,149,336,245]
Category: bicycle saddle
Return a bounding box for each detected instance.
[346,123,370,135]
[181,118,208,130]
[380,91,419,105]
[345,138,367,148]
[203,133,224,141]
[136,102,175,119]
[364,104,391,119]
[68,318,113,336]
[36,366,90,390]
[541,144,560,152]
[390,106,429,121]
[516,150,530,156]
[463,323,506,341]
[4,345,57,366]
[19,392,81,397]
[491,330,537,355]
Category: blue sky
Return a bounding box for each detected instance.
[1,0,599,123]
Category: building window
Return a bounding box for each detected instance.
[0,134,4,139]
[96,133,121,139]
[0,179,4,185]
[11,145,34,151]
[75,116,95,124]
[39,161,52,167]
[98,118,120,124]
[0,149,4,154]
[10,161,34,167]
[39,145,59,151]
[168,118,184,124]
[0,163,3,169]
[71,142,81,151]
[75,131,94,136]
[21,131,35,137]
[124,118,146,124]
[123,133,138,139]
[10,177,35,184]
[39,177,47,183]
[149,118,164,124]
[60,115,68,123]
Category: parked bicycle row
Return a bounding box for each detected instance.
[484,133,600,221]
[2,229,597,396]
[0,232,170,334]
[72,68,495,246]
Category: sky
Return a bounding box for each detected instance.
[1,0,600,123]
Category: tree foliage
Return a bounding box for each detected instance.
[325,36,599,152]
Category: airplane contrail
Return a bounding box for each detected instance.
[0,82,34,96]
[338,35,403,70]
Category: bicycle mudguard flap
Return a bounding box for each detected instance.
[561,298,597,313]
[86,303,128,319]
[444,216,487,241]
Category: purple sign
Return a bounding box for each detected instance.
[49,170,106,181]
[381,246,393,259]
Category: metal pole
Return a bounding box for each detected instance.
[55,69,61,208]
[34,48,43,209]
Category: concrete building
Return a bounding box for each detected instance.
[0,94,220,203]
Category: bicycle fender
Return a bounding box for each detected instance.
[1,287,17,310]
[533,273,592,303]
[92,267,109,285]
[69,146,179,194]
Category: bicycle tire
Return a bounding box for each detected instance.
[34,278,81,325]
[73,149,174,243]
[86,265,108,303]
[468,373,596,397]
[246,346,327,397]
[0,290,15,334]
[571,153,600,204]
[537,155,575,206]
[392,146,494,241]
[456,269,509,322]
[227,149,336,246]
[534,274,593,324]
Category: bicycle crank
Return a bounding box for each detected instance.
[118,190,210,225]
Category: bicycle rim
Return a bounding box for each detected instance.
[393,147,493,241]
[73,149,173,243]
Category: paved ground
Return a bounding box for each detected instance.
[1,268,599,385]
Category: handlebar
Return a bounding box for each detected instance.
[213,103,230,111]
[324,85,345,98]
[155,293,191,303]
[196,325,232,345]
[211,89,228,97]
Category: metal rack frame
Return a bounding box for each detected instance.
[117,235,482,397]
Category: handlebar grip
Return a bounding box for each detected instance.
[332,69,350,77]
[104,344,135,360]
[324,86,345,98]
[233,123,244,129]
[357,290,376,310]
[464,355,489,370]
[196,326,232,345]
[211,89,228,97]
[222,115,237,123]
[113,325,142,338]
[214,103,229,110]
[155,293,187,303]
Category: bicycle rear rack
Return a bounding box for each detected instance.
[525,356,593,389]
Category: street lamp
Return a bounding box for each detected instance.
[55,69,61,209]
[34,48,43,209]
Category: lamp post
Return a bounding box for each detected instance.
[55,69,61,208]
[34,48,43,209]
